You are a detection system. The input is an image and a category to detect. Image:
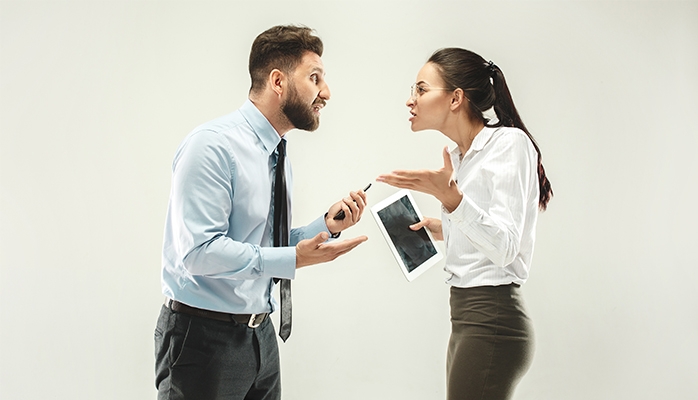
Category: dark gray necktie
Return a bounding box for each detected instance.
[273,139,292,342]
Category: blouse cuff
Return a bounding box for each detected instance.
[442,194,482,226]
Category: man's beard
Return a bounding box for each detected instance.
[281,85,323,132]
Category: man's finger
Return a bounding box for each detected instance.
[310,231,329,246]
[334,236,368,250]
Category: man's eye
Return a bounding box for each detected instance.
[311,74,318,84]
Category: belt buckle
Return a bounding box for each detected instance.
[248,313,263,328]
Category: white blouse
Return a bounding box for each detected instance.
[442,125,540,288]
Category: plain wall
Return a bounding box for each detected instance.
[1,1,697,399]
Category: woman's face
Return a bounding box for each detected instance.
[406,62,453,132]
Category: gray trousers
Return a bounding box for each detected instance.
[155,305,281,400]
[447,285,534,400]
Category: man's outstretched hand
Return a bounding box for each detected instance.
[296,232,368,268]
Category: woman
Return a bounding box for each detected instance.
[377,48,552,400]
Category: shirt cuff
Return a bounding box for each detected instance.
[442,194,482,226]
[260,246,297,280]
[309,214,334,237]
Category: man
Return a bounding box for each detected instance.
[154,25,368,400]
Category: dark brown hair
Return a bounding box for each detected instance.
[248,25,324,94]
[428,48,553,210]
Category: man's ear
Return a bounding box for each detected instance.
[269,69,286,97]
[450,88,465,111]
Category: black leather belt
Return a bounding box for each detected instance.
[167,299,268,328]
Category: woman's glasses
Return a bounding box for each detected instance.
[410,83,452,101]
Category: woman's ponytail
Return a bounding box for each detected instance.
[488,63,552,210]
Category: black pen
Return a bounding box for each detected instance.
[333,183,372,220]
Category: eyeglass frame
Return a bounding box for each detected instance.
[409,83,488,117]
[409,83,453,101]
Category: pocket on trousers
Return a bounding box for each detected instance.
[170,317,193,367]
[170,317,213,371]
[154,305,173,363]
[155,306,196,368]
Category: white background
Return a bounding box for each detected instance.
[1,1,697,399]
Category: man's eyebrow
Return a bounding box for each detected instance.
[309,66,325,75]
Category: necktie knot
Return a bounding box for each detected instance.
[276,139,286,160]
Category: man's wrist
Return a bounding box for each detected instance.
[324,213,342,238]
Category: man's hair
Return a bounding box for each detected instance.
[248,25,324,94]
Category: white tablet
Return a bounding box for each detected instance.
[371,189,443,281]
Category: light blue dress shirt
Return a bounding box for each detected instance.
[161,100,331,314]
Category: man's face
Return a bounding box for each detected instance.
[281,52,331,132]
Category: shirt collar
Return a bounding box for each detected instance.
[239,99,283,156]
[470,120,501,152]
[449,123,499,160]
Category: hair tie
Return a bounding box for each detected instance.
[487,60,496,74]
